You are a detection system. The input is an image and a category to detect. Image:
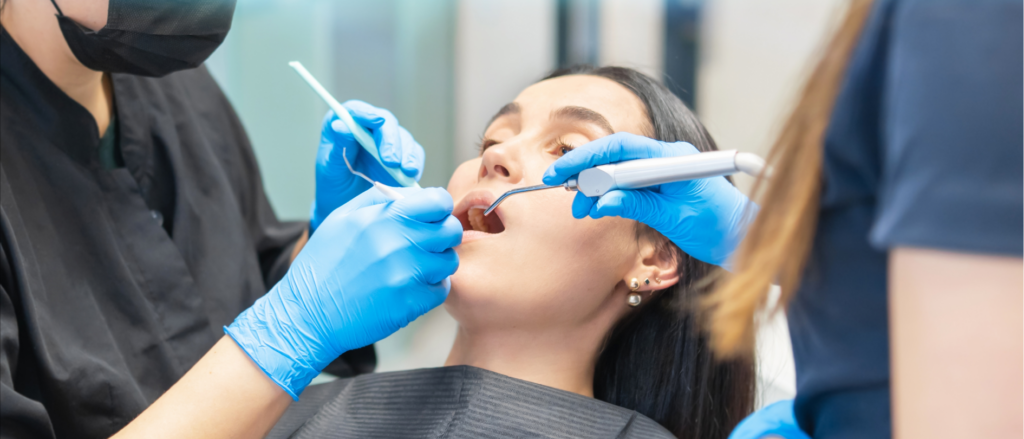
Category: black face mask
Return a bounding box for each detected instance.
[52,0,236,77]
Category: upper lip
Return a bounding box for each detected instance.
[453,189,507,232]
[453,189,498,218]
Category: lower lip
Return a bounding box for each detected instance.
[461,230,497,243]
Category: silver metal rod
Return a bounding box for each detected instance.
[342,147,375,186]
[483,184,571,216]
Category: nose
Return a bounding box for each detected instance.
[478,140,523,184]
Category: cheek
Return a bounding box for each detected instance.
[534,215,636,296]
[519,190,631,261]
[448,189,637,328]
[447,159,481,198]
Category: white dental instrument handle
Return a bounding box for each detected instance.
[574,150,767,197]
[374,182,405,200]
[288,61,421,189]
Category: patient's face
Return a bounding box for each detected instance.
[446,75,652,331]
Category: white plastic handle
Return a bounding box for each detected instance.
[373,182,405,200]
[576,150,739,197]
[288,61,421,189]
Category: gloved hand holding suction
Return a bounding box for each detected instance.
[542,132,757,268]
[310,100,425,233]
[226,187,462,399]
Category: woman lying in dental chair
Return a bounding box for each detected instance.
[267,66,755,439]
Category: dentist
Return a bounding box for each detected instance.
[1,0,458,438]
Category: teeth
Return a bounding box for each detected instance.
[468,208,489,233]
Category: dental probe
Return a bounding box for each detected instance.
[483,150,767,216]
[288,61,421,189]
[343,148,404,200]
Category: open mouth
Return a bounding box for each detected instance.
[453,190,506,235]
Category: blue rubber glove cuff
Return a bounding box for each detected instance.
[228,187,461,399]
[728,400,810,439]
[225,307,313,400]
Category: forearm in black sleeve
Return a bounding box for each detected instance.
[0,244,55,439]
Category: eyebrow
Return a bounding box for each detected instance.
[487,102,521,127]
[485,103,615,136]
[549,106,614,136]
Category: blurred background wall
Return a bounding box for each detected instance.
[207,0,849,408]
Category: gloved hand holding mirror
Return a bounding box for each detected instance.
[310,100,426,233]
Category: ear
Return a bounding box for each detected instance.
[623,237,680,292]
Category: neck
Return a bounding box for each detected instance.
[444,320,609,398]
[1,0,113,135]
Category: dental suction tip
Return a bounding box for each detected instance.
[483,184,570,216]
[483,193,511,216]
[482,202,499,216]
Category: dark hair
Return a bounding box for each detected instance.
[542,66,756,438]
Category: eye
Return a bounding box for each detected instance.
[555,137,576,156]
[478,138,499,154]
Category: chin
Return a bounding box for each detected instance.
[445,262,486,317]
[444,260,521,329]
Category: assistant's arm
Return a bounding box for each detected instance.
[889,249,1022,438]
[878,2,1023,437]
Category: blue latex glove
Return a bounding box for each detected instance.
[542,132,757,268]
[226,187,461,399]
[729,400,810,439]
[310,100,425,233]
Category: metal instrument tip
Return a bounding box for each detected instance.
[483,184,571,216]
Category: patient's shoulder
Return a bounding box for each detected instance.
[622,413,676,438]
[269,366,675,439]
[265,377,354,438]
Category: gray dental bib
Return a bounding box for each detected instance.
[268,366,673,439]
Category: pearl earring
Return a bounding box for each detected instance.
[628,278,642,307]
[627,293,642,307]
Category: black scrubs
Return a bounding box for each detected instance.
[0,27,369,438]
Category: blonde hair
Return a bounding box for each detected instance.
[704,0,876,357]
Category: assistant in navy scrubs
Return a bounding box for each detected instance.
[545,0,1022,437]
[787,0,1022,437]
